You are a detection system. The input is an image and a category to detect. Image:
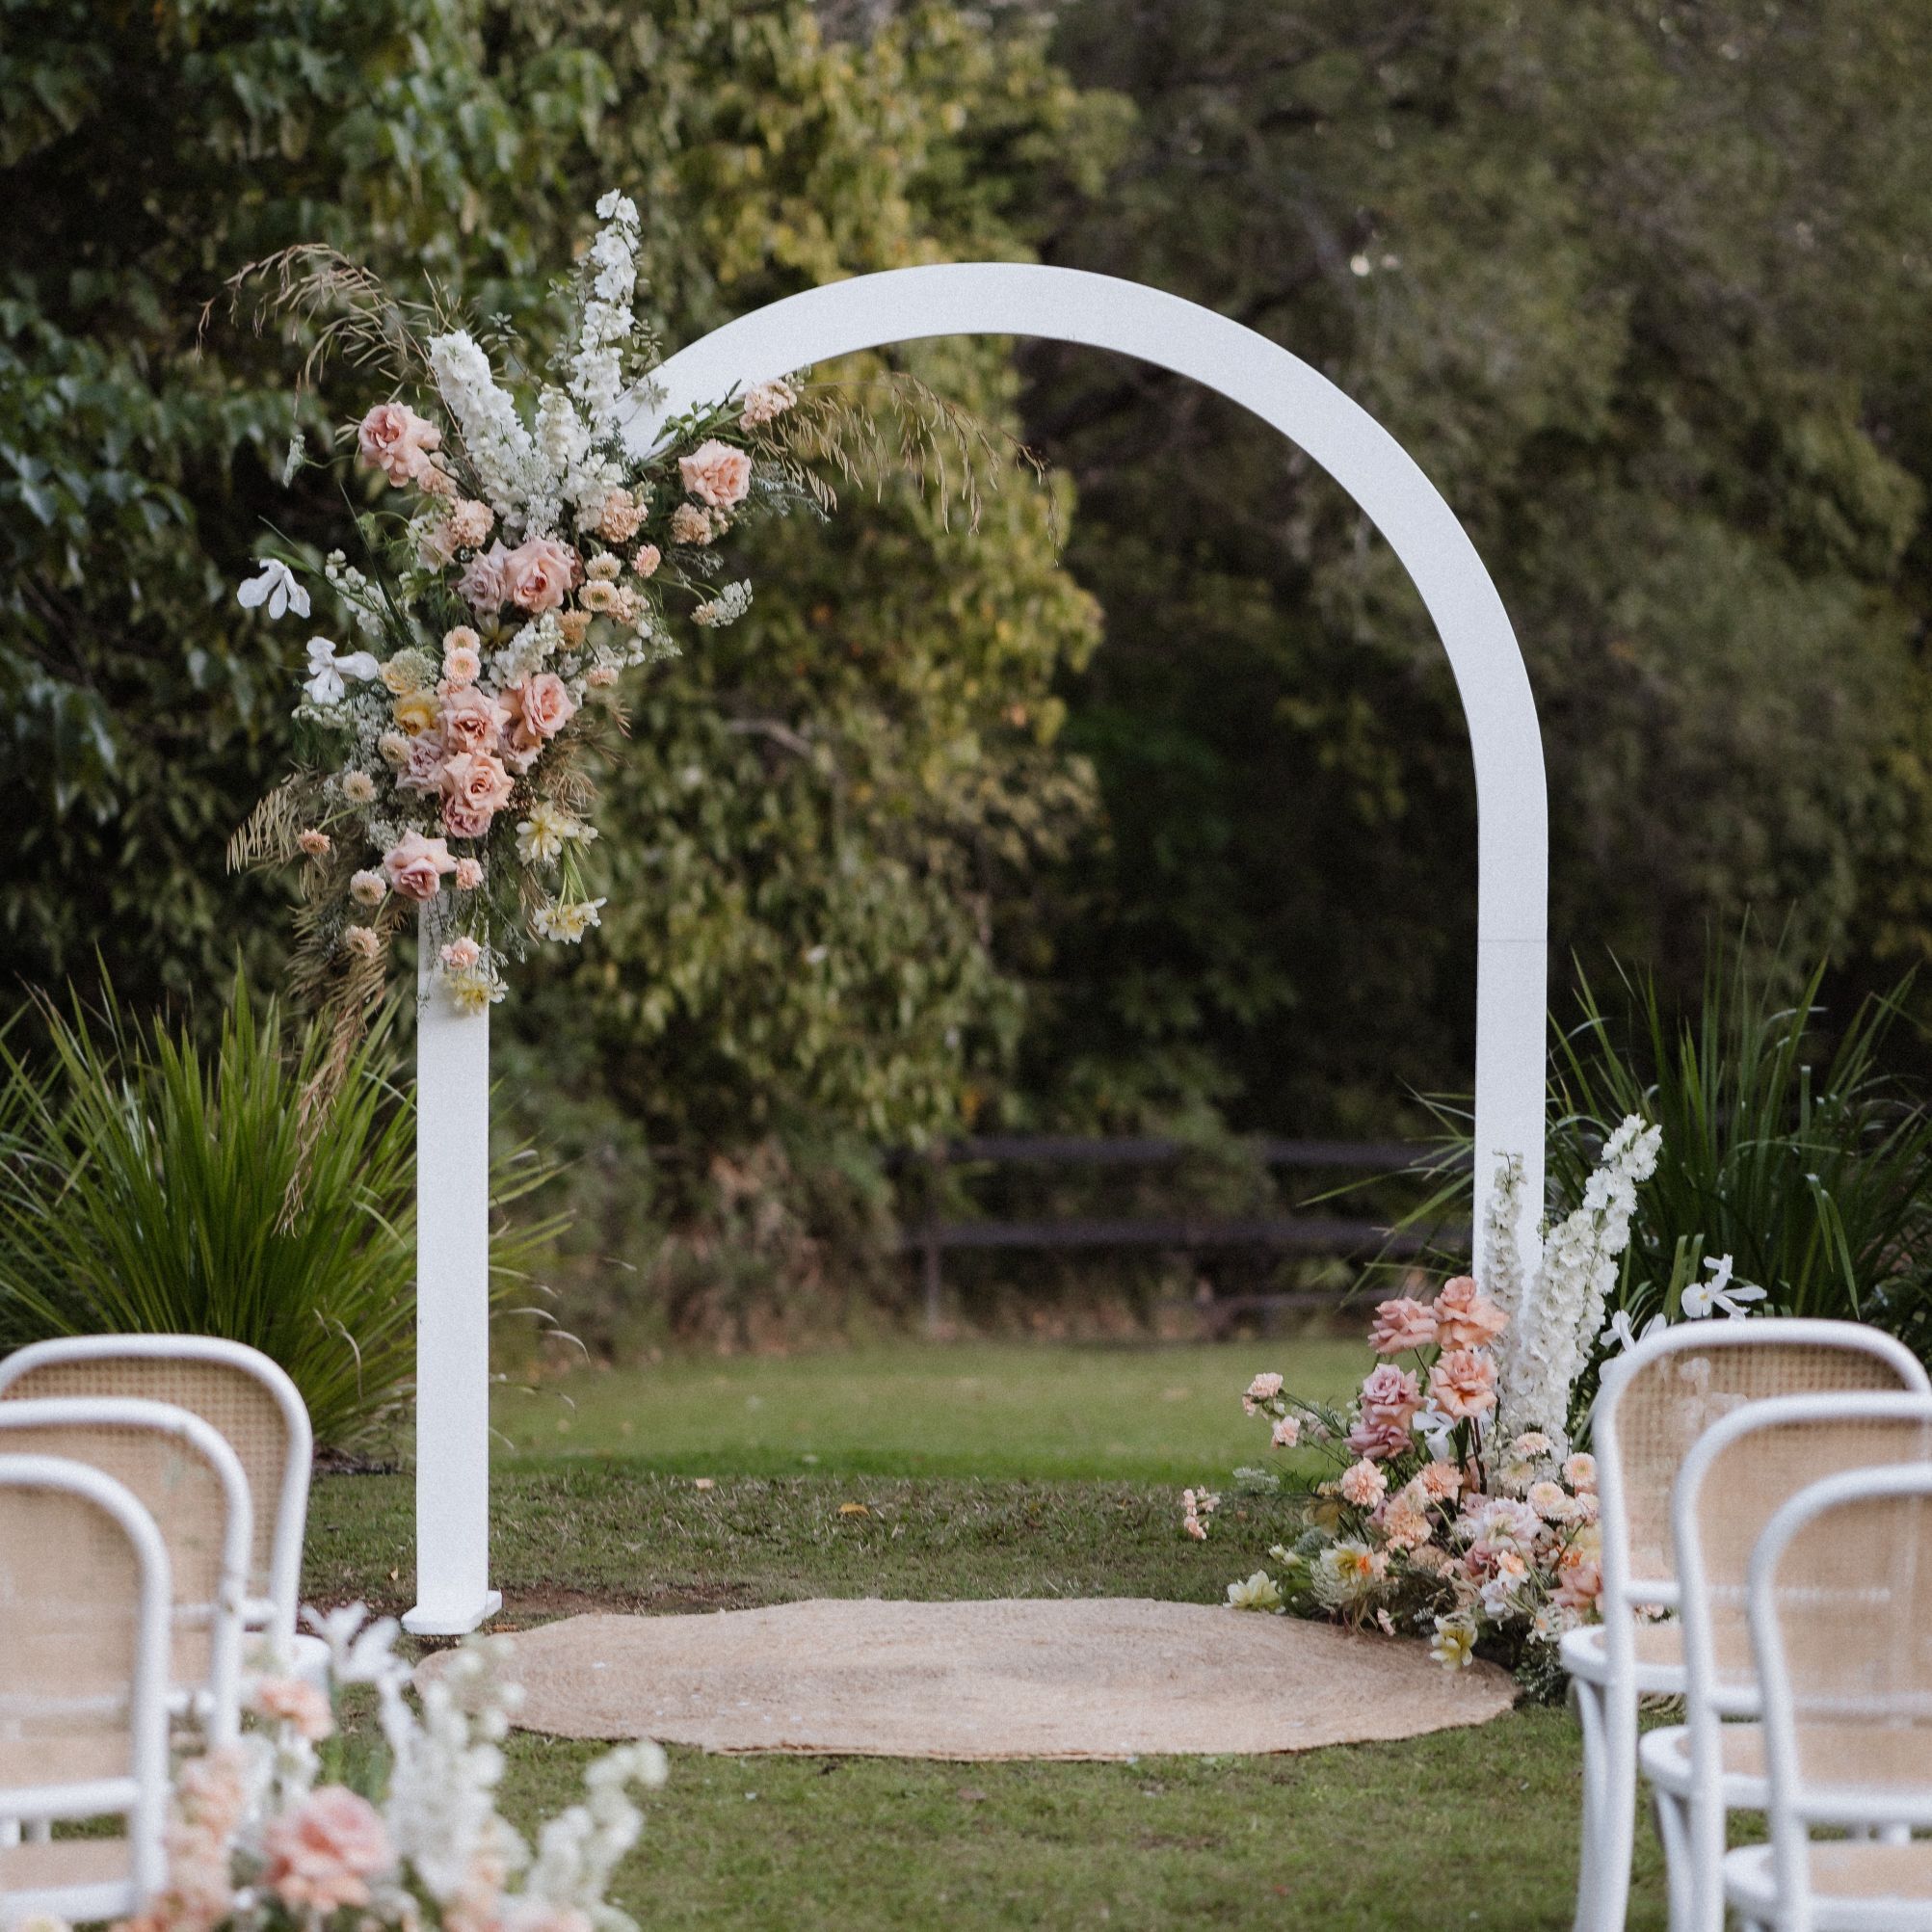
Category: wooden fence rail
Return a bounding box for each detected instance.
[898,1135,1469,1335]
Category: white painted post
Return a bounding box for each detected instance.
[403,913,502,1635]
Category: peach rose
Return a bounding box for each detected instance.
[505,672,576,752]
[440,683,508,755]
[1368,1296,1438,1355]
[502,536,579,614]
[1358,1363,1421,1426]
[381,830,457,902]
[392,690,440,738]
[459,541,512,613]
[1427,1347,1498,1421]
[357,403,440,487]
[678,437,753,509]
[439,751,515,838]
[251,1675,334,1741]
[1433,1276,1509,1349]
[262,1786,392,1912]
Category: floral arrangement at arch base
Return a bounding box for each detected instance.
[1186,1116,1764,1682]
[33,1604,668,1932]
[227,190,821,1026]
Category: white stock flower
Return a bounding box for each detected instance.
[238,559,310,621]
[429,331,558,538]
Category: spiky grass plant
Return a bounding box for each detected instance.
[0,972,557,1450]
[1553,949,1932,1367]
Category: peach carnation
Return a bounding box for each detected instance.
[1428,1347,1498,1421]
[1338,1458,1388,1508]
[1417,1460,1463,1502]
[454,857,484,890]
[597,488,644,543]
[502,536,579,614]
[1433,1275,1510,1349]
[357,403,440,487]
[381,830,457,902]
[1245,1371,1284,1403]
[669,503,714,546]
[1368,1295,1438,1355]
[1270,1416,1301,1449]
[262,1786,392,1913]
[678,437,753,509]
[448,499,494,550]
[632,543,661,578]
[440,938,482,971]
[252,1675,333,1741]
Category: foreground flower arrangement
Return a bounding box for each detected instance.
[117,1605,665,1932]
[1187,1116,1763,1674]
[231,190,814,1017]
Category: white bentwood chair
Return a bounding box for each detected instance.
[0,1395,251,1744]
[0,1453,172,1925]
[1563,1319,1929,1932]
[1645,1391,1932,1931]
[1725,1462,1932,1931]
[0,1335,315,1672]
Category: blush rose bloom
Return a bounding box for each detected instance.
[459,541,512,613]
[357,403,440,487]
[262,1786,393,1913]
[505,672,577,753]
[382,830,457,902]
[1358,1363,1422,1427]
[502,536,579,614]
[677,437,753,509]
[1345,1413,1413,1462]
[1433,1275,1510,1349]
[440,684,509,756]
[439,751,515,838]
[1427,1347,1498,1421]
[1368,1295,1439,1355]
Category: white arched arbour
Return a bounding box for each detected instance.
[403,262,1549,1635]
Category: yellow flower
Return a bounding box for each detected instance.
[1225,1571,1284,1614]
[1430,1613,1478,1671]
[393,691,440,737]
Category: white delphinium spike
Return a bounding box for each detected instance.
[430,331,559,538]
[570,193,642,436]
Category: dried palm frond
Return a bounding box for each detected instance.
[227,779,312,873]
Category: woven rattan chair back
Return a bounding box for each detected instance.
[1746,1463,1932,1927]
[0,1396,250,1742]
[0,1337,310,1646]
[0,1452,171,1921]
[1597,1320,1928,1603]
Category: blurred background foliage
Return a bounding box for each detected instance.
[7,0,1932,1353]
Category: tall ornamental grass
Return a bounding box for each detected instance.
[0,974,556,1450]
[1550,951,1932,1366]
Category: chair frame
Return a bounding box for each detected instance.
[1565,1318,1929,1932]
[1652,1390,1932,1932]
[1727,1461,1932,1932]
[0,1394,252,1745]
[0,1335,313,1659]
[0,1452,172,1925]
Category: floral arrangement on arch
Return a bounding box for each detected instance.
[109,1604,664,1932]
[228,190,818,1020]
[1183,1115,1743,1674]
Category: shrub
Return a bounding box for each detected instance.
[0,971,555,1450]
[1549,950,1932,1371]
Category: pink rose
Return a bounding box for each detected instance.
[439,751,515,838]
[459,541,512,613]
[262,1786,392,1913]
[505,672,576,753]
[381,830,457,902]
[1433,1276,1509,1349]
[1345,1413,1413,1462]
[1427,1347,1497,1421]
[1358,1363,1421,1426]
[357,403,440,488]
[1368,1296,1438,1355]
[441,683,509,756]
[395,733,448,795]
[677,437,753,509]
[502,536,579,614]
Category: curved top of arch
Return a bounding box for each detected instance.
[626,262,1548,1240]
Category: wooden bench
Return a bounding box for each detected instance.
[899,1135,1467,1334]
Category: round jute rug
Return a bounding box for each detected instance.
[416,1598,1515,1760]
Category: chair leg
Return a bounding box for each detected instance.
[1576,1677,1639,1932]
[1652,1784,1694,1932]
[1571,1677,1602,1929]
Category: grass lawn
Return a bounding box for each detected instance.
[309,1338,1668,1930]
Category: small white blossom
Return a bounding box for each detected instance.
[238,559,310,621]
